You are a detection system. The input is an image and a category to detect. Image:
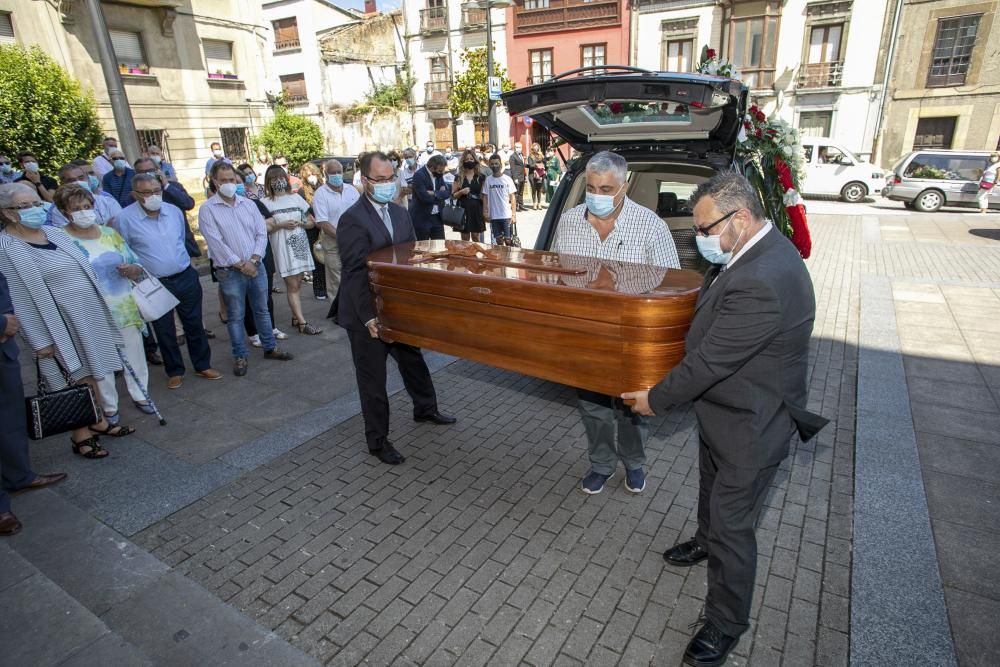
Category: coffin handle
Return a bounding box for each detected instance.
[468,286,492,296]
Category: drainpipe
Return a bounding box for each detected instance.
[871,0,904,165]
[629,0,639,66]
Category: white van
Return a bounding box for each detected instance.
[800,138,885,203]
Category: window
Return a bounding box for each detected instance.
[808,24,842,63]
[913,117,957,151]
[581,44,606,70]
[928,15,981,87]
[799,111,832,138]
[799,23,844,87]
[279,73,307,104]
[524,0,550,9]
[203,39,235,76]
[728,2,780,88]
[529,49,553,85]
[664,39,693,72]
[136,129,166,156]
[272,18,300,51]
[110,30,149,74]
[0,13,15,45]
[220,128,248,162]
[429,56,449,82]
[903,152,985,181]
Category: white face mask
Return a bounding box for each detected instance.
[141,194,163,211]
[213,149,224,158]
[24,162,39,172]
[306,175,319,186]
[218,182,238,198]
[71,209,98,228]
[149,155,162,166]
[105,146,117,156]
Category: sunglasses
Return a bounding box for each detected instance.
[692,209,738,238]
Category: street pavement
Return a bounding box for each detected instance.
[1,202,998,666]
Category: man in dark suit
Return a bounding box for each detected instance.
[407,154,450,241]
[0,271,67,536]
[337,152,456,465]
[508,143,527,212]
[623,171,827,667]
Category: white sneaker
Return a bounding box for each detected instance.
[272,328,289,340]
[249,334,262,348]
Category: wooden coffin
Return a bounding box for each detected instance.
[368,240,703,396]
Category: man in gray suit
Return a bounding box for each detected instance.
[623,171,827,667]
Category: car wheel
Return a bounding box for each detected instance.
[914,189,944,212]
[840,182,867,203]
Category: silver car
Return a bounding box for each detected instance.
[883,150,997,212]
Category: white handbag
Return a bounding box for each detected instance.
[131,273,180,322]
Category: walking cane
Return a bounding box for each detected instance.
[117,346,166,426]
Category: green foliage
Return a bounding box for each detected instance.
[346,68,415,118]
[0,45,103,173]
[449,47,515,122]
[250,108,324,171]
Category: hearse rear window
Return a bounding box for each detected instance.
[583,102,693,127]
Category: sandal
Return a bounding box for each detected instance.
[89,423,136,438]
[72,435,109,459]
[296,321,322,335]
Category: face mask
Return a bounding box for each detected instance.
[463,161,477,169]
[427,146,435,153]
[17,206,47,228]
[391,160,399,169]
[585,183,625,218]
[141,194,163,211]
[371,181,397,204]
[245,173,256,184]
[0,164,11,174]
[73,180,91,191]
[271,178,288,191]
[235,184,246,197]
[515,147,522,153]
[327,174,343,187]
[405,158,415,167]
[105,146,117,156]
[307,175,319,186]
[149,155,162,166]
[24,162,39,173]
[213,150,224,158]
[88,175,100,192]
[71,209,98,228]
[695,218,741,265]
[218,183,238,198]
[113,159,128,171]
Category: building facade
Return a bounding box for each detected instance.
[877,0,1000,166]
[0,0,274,188]
[504,0,631,150]
[403,0,512,149]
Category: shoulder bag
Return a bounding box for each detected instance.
[132,271,180,322]
[25,357,102,440]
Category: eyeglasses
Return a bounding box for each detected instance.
[5,202,44,210]
[692,209,738,238]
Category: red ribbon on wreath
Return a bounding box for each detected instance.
[774,157,812,259]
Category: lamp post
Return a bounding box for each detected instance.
[475,0,512,146]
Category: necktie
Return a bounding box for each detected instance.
[380,205,393,242]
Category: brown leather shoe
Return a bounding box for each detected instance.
[10,473,67,496]
[167,376,183,390]
[195,368,222,380]
[0,512,23,536]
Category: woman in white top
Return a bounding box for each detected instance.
[979,152,999,213]
[259,165,322,335]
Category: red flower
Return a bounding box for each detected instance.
[749,104,759,114]
[744,120,752,130]
[756,110,766,122]
[774,158,795,190]
[706,48,717,59]
[787,204,812,259]
[755,129,763,138]
[610,102,623,114]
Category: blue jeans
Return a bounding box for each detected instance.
[490,218,511,242]
[217,266,276,358]
[576,389,650,475]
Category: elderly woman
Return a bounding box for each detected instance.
[0,183,130,459]
[297,161,327,300]
[54,184,155,424]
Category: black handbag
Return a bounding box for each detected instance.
[510,221,522,247]
[441,201,467,231]
[24,357,102,440]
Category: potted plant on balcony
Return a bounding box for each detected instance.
[223,71,238,80]
[208,70,225,79]
[129,64,149,75]
[118,63,128,74]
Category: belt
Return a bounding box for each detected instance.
[159,266,190,281]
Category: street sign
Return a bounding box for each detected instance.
[488,76,502,101]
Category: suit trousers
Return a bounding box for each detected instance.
[152,266,212,378]
[576,389,649,475]
[695,435,780,638]
[347,328,438,451]
[306,226,326,297]
[415,214,445,241]
[1,354,36,512]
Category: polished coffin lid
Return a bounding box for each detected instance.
[367,241,703,395]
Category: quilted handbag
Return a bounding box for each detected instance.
[24,358,102,440]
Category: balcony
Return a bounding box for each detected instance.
[461,3,488,29]
[274,38,301,52]
[283,94,309,106]
[797,61,843,89]
[420,7,448,34]
[425,81,451,108]
[514,0,619,36]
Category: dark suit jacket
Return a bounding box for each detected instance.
[648,226,827,468]
[0,272,18,361]
[407,167,449,234]
[161,181,201,257]
[337,197,416,331]
[509,152,526,181]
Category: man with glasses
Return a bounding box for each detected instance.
[552,150,679,497]
[622,171,826,667]
[114,174,221,389]
[336,151,455,465]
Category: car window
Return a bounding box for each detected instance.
[903,154,987,180]
[817,146,851,165]
[657,181,698,217]
[584,101,693,127]
[802,145,815,164]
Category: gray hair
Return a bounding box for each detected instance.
[585,150,627,184]
[131,172,160,190]
[689,170,766,222]
[0,182,40,209]
[324,159,343,173]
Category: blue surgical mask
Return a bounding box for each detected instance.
[235,184,246,197]
[0,164,11,174]
[585,184,625,218]
[149,155,162,166]
[88,175,100,192]
[694,218,742,265]
[245,173,256,184]
[17,206,47,228]
[327,174,344,187]
[371,181,397,204]
[113,159,128,171]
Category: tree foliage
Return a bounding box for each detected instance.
[449,47,516,122]
[0,45,103,173]
[250,108,324,170]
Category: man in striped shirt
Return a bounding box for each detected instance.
[198,162,293,377]
[552,150,680,496]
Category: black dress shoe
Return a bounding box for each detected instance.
[413,411,456,425]
[0,512,22,537]
[146,351,163,366]
[369,443,405,465]
[663,539,709,566]
[683,618,738,667]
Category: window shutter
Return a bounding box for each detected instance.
[273,18,298,43]
[0,13,15,45]
[110,30,144,65]
[204,39,234,73]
